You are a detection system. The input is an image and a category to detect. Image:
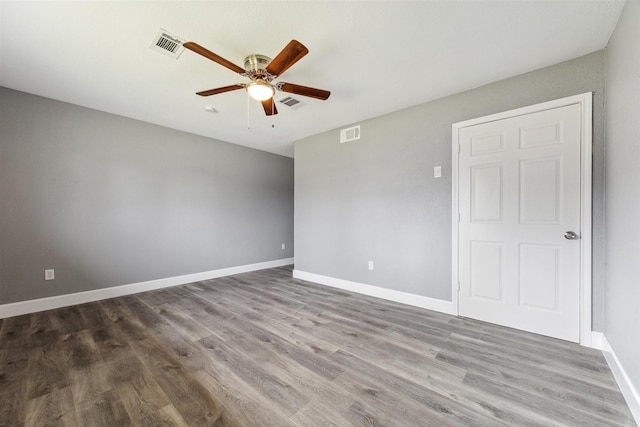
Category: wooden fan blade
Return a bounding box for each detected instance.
[183,42,245,74]
[278,82,330,100]
[265,40,308,77]
[261,99,278,116]
[196,84,244,97]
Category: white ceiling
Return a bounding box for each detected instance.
[0,1,625,157]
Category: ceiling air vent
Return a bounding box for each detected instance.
[278,96,307,110]
[340,125,361,143]
[150,29,185,59]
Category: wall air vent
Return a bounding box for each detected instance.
[340,125,361,143]
[278,96,307,110]
[150,29,185,59]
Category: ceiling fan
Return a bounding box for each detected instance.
[183,40,330,116]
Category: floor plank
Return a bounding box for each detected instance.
[0,265,636,426]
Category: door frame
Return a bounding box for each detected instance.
[451,93,593,346]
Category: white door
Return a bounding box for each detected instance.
[457,103,582,342]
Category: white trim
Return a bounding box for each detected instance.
[451,92,593,345]
[292,270,456,315]
[0,258,294,319]
[451,123,460,315]
[590,331,605,350]
[579,94,593,347]
[599,334,640,424]
[452,93,593,128]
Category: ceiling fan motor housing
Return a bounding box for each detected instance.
[244,54,271,72]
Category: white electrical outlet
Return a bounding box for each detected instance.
[368,261,374,271]
[434,165,442,178]
[281,243,286,250]
[44,269,55,281]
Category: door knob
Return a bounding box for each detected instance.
[564,231,579,240]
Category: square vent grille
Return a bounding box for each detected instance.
[340,125,361,143]
[150,29,185,59]
[278,96,307,110]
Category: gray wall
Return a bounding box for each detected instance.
[295,52,606,327]
[604,0,640,400]
[0,87,294,304]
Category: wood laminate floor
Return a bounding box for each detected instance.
[0,266,636,426]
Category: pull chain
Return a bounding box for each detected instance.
[246,90,251,130]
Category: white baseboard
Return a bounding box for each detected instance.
[593,332,640,424]
[590,331,605,350]
[292,270,456,315]
[0,258,294,319]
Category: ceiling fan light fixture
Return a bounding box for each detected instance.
[246,81,275,101]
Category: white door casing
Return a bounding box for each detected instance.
[451,93,592,345]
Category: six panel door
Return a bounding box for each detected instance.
[457,103,582,342]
